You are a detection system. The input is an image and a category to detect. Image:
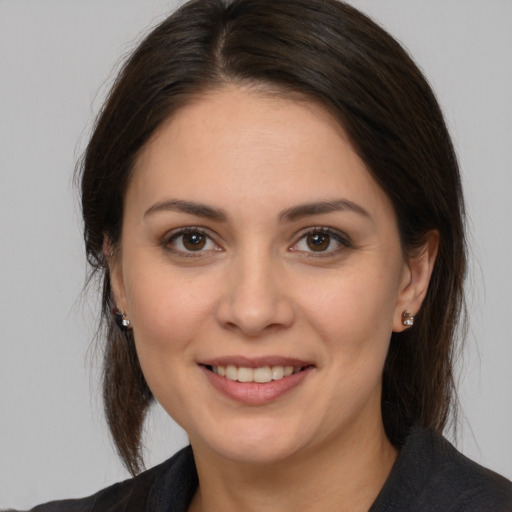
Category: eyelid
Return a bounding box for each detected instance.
[160,225,350,258]
[289,226,351,255]
[162,226,222,255]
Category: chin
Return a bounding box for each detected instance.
[190,420,311,466]
[215,439,302,466]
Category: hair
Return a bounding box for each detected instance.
[79,0,466,475]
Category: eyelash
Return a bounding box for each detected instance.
[290,227,351,257]
[162,227,220,257]
[161,226,351,257]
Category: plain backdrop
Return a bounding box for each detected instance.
[1,0,511,508]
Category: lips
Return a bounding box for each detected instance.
[200,357,315,405]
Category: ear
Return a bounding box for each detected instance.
[103,236,128,313]
[393,230,439,332]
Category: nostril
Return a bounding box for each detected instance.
[215,282,295,336]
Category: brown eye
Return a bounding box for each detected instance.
[306,233,330,251]
[182,231,207,251]
[291,228,350,256]
[166,228,219,254]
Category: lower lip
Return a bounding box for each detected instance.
[202,366,313,405]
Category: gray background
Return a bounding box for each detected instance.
[1,0,511,508]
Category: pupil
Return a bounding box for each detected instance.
[184,232,206,250]
[307,233,329,251]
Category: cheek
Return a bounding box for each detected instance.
[299,265,400,360]
[125,270,217,418]
[124,266,217,364]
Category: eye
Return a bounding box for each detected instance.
[291,228,350,255]
[164,228,220,254]
[304,232,331,251]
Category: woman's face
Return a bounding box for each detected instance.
[111,86,432,465]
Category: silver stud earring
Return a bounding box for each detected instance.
[113,308,131,331]
[401,310,415,327]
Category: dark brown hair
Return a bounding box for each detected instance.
[79,0,466,475]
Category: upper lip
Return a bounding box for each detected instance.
[199,356,314,368]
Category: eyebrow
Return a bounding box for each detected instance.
[278,199,370,222]
[144,199,227,221]
[144,198,370,223]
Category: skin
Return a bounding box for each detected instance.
[109,85,438,512]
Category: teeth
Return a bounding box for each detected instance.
[238,367,254,382]
[284,366,294,376]
[254,366,272,383]
[212,365,303,382]
[271,366,284,380]
[225,365,238,380]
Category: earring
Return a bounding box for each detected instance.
[401,310,415,327]
[113,308,131,331]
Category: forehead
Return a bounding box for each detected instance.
[138,85,348,165]
[129,85,393,223]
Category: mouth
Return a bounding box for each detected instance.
[200,359,315,405]
[199,357,315,404]
[204,364,312,383]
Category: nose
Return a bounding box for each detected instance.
[215,248,295,337]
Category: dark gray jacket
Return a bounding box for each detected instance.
[6,426,512,512]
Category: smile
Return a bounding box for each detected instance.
[209,365,303,383]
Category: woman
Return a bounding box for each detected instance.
[6,0,511,510]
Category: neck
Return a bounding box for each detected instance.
[188,420,397,512]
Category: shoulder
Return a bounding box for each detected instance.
[417,428,512,511]
[372,426,512,512]
[4,446,195,512]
